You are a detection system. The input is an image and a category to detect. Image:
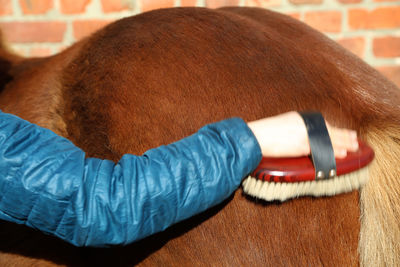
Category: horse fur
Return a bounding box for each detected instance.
[0,7,400,266]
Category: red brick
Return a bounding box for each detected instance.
[101,0,132,13]
[373,36,400,58]
[60,0,90,14]
[348,9,367,29]
[140,0,174,12]
[30,47,52,57]
[305,11,342,33]
[0,22,66,43]
[377,66,400,88]
[246,0,282,7]
[73,20,112,40]
[349,7,400,30]
[19,0,53,14]
[337,37,365,58]
[0,0,12,15]
[180,0,197,6]
[289,0,322,5]
[337,0,361,3]
[206,0,240,8]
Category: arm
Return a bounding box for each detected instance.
[0,111,261,247]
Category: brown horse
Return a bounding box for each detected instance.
[0,7,400,266]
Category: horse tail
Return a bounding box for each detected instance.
[360,119,400,266]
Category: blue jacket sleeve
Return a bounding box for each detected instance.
[0,111,262,247]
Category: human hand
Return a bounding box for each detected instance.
[247,111,359,158]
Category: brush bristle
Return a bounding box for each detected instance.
[242,167,369,202]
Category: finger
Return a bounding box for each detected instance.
[336,128,358,151]
[334,148,348,159]
[328,126,359,151]
[348,130,359,151]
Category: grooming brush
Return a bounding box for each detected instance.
[242,112,375,202]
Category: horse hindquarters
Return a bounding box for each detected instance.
[220,7,400,266]
[60,7,384,266]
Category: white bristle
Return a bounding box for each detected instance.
[242,166,369,202]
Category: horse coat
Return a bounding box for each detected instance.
[0,7,400,266]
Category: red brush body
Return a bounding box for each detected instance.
[251,141,374,183]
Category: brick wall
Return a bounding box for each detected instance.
[0,0,399,87]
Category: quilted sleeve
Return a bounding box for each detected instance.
[0,111,261,247]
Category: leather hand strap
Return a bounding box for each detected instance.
[299,112,337,180]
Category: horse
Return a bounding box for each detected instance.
[0,7,400,266]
